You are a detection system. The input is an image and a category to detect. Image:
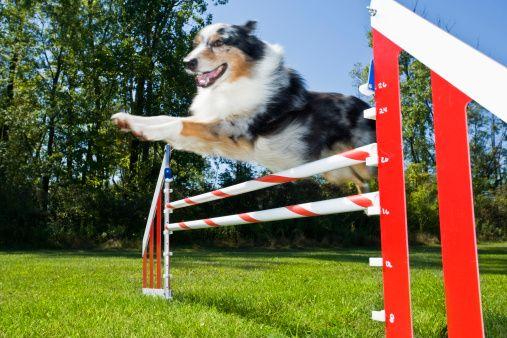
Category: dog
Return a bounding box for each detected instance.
[111,21,375,192]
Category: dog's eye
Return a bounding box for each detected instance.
[211,39,224,48]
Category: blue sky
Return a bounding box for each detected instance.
[207,0,507,95]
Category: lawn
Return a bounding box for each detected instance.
[0,244,505,337]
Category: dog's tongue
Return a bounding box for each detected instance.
[196,65,223,87]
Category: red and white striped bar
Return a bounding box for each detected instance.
[166,143,377,209]
[166,192,378,231]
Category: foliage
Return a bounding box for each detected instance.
[0,0,216,247]
[1,2,505,248]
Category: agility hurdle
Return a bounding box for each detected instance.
[140,1,506,337]
[141,142,379,297]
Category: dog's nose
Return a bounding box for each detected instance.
[184,58,198,71]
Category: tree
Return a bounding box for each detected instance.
[0,0,223,247]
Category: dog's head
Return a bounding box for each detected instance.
[184,21,265,88]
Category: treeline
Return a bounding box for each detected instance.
[0,1,505,249]
[0,0,216,247]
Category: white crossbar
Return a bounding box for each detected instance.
[167,143,377,209]
[370,0,507,122]
[166,192,379,231]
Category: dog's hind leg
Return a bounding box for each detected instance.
[323,164,371,194]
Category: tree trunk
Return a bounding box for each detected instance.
[41,115,56,212]
[129,76,145,180]
[1,51,18,141]
[40,52,63,212]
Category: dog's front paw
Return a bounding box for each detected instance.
[111,112,132,132]
[130,121,182,142]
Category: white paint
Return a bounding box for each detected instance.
[370,0,507,122]
[166,192,378,231]
[359,83,375,96]
[369,257,383,267]
[371,309,386,322]
[363,107,376,120]
[141,154,166,256]
[167,143,377,209]
[163,151,172,300]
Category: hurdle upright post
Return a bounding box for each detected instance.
[431,72,484,336]
[156,190,162,288]
[149,214,154,288]
[371,29,413,337]
[163,144,173,299]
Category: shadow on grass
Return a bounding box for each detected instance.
[175,246,506,275]
[176,291,318,336]
[2,244,505,275]
[0,249,139,259]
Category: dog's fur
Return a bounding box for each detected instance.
[111,21,375,191]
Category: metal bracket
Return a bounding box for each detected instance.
[365,192,381,216]
[371,310,386,322]
[359,83,375,96]
[363,107,376,120]
[365,143,378,167]
[366,155,378,167]
[369,257,383,267]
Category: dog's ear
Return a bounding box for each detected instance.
[242,20,257,34]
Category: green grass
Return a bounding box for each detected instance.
[0,244,505,337]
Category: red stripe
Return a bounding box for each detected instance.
[347,194,373,208]
[340,149,370,161]
[204,219,220,227]
[184,197,197,205]
[165,203,174,209]
[211,190,231,198]
[238,213,259,223]
[286,205,319,217]
[256,175,297,183]
[178,222,190,229]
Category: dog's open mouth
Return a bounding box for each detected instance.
[196,64,227,88]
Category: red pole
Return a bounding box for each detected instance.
[142,250,147,288]
[149,217,154,288]
[156,191,162,289]
[431,72,484,337]
[372,29,413,338]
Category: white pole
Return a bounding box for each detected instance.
[163,144,172,299]
[166,192,379,231]
[166,143,378,210]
